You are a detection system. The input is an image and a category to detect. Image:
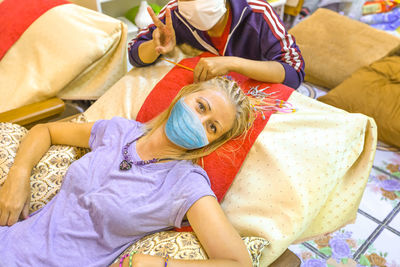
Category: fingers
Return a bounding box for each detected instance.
[194,57,231,82]
[21,199,30,220]
[193,64,203,83]
[194,66,209,83]
[152,29,162,53]
[193,59,203,82]
[0,201,27,226]
[147,6,164,29]
[0,209,9,226]
[0,207,11,226]
[0,202,23,226]
[7,209,20,226]
[0,186,28,226]
[165,7,173,29]
[194,59,212,82]
[148,7,175,55]
[198,68,209,82]
[157,46,168,54]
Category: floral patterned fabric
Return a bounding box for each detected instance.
[0,118,268,266]
[113,231,268,267]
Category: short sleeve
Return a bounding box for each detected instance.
[89,119,108,150]
[89,117,142,151]
[172,168,216,228]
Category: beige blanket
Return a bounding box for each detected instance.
[0,4,127,113]
[84,49,377,266]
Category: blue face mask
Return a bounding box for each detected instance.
[165,98,209,149]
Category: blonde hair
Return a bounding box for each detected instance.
[145,77,255,163]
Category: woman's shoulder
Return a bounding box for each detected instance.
[107,116,143,127]
[97,117,144,133]
[172,161,211,186]
[91,117,144,142]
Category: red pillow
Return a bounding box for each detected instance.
[137,54,294,203]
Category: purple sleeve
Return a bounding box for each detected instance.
[260,11,305,89]
[172,168,216,228]
[89,117,141,150]
[89,119,108,150]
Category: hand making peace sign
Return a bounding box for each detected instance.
[147,6,176,55]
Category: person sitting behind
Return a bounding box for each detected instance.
[0,77,256,267]
[129,0,305,89]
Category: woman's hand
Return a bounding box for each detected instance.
[147,7,176,54]
[0,167,31,226]
[0,121,94,227]
[187,196,253,267]
[193,56,235,82]
[194,56,286,84]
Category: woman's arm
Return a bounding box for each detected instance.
[193,56,285,85]
[115,196,252,267]
[185,195,252,267]
[0,121,94,226]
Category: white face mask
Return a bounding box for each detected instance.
[178,0,227,31]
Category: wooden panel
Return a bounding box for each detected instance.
[285,0,304,16]
[0,98,65,126]
[270,249,301,267]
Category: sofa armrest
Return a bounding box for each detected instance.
[270,249,301,267]
[0,97,65,126]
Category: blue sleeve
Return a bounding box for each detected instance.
[259,9,305,89]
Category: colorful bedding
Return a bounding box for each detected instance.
[0,0,127,112]
[83,48,377,265]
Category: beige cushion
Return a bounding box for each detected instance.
[318,56,400,148]
[0,4,127,113]
[288,8,400,89]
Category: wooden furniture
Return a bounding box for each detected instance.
[0,98,65,128]
[284,0,304,16]
[270,249,301,267]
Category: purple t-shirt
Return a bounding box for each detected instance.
[0,117,215,266]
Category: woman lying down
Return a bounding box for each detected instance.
[0,77,256,267]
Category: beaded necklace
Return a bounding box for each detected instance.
[119,134,173,170]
